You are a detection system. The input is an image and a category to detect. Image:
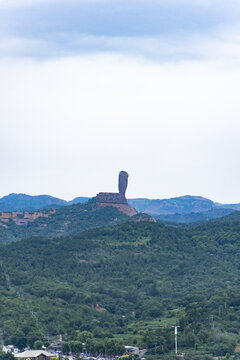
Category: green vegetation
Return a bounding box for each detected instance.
[0,212,239,358]
[156,208,234,223]
[0,353,15,360]
[0,199,129,244]
[128,196,214,215]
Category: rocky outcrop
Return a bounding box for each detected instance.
[96,171,129,205]
[0,210,55,226]
[96,192,127,205]
[118,171,128,195]
[128,195,216,216]
[96,171,137,217]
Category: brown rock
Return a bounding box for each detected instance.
[95,171,137,216]
[0,210,55,226]
[96,171,129,205]
[96,192,127,205]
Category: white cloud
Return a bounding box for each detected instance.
[0,0,239,63]
[0,1,240,203]
[0,53,239,203]
[1,24,240,64]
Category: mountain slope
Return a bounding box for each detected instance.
[1,215,240,356]
[68,196,90,205]
[128,195,215,215]
[155,207,235,223]
[0,199,129,244]
[217,203,240,211]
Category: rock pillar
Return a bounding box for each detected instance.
[118,171,129,196]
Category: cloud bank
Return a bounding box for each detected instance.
[0,54,239,202]
[0,0,240,60]
[0,0,239,202]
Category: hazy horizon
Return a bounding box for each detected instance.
[0,189,238,205]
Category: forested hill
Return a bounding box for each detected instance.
[0,200,129,244]
[155,207,234,223]
[0,215,240,358]
[128,195,215,215]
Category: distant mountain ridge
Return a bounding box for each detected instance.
[128,195,215,215]
[0,193,239,224]
[217,203,240,211]
[155,208,235,224]
[0,193,67,211]
[68,196,90,205]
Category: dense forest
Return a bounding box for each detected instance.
[0,212,240,359]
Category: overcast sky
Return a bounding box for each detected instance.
[0,0,240,203]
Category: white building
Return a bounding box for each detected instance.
[124,346,140,355]
[14,350,56,360]
[2,345,19,355]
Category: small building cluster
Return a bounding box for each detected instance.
[2,342,145,360]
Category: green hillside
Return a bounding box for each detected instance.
[155,208,234,223]
[68,197,90,205]
[0,199,129,244]
[0,214,240,358]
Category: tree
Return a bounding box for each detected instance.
[0,353,15,360]
[103,338,125,356]
[212,342,234,356]
[85,338,95,354]
[69,341,83,354]
[33,340,43,350]
[61,342,70,355]
[77,331,93,343]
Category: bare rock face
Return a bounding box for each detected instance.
[96,171,129,205]
[96,192,127,205]
[0,210,55,226]
[118,171,129,196]
[95,171,137,216]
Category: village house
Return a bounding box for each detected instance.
[14,350,56,360]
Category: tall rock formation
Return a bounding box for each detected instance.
[118,171,128,196]
[96,171,137,216]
